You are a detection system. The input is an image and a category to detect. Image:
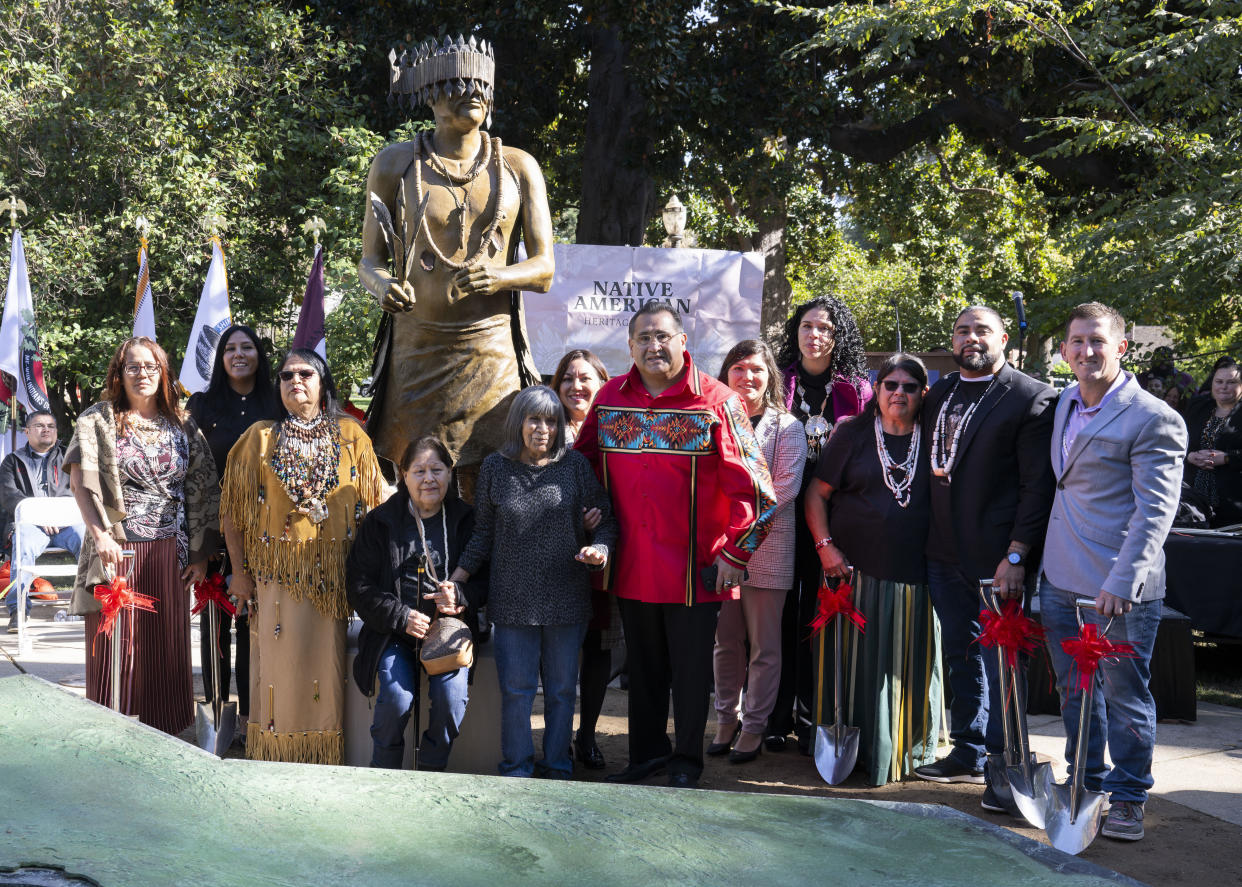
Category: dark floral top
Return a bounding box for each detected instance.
[118,419,190,567]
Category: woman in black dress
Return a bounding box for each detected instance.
[1184,358,1242,527]
[186,324,278,736]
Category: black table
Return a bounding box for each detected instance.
[1164,531,1242,638]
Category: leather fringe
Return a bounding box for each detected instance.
[245,722,344,765]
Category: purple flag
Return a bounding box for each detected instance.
[292,245,326,358]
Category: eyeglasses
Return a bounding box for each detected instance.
[632,332,678,347]
[881,380,921,393]
[123,363,161,377]
[278,369,316,382]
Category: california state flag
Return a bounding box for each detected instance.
[179,236,232,394]
[0,229,52,414]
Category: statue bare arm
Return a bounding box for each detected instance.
[452,147,555,297]
[358,143,418,313]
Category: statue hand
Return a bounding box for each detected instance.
[381,280,416,313]
[453,264,504,297]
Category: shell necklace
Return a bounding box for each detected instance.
[874,415,918,507]
[930,377,996,481]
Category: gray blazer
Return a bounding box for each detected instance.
[1042,374,1187,602]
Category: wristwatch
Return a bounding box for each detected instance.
[1007,551,1025,566]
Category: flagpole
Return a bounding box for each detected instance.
[1,195,28,451]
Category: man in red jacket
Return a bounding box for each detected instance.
[576,303,775,788]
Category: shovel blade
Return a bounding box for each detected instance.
[986,753,1020,816]
[1007,759,1054,829]
[195,700,238,757]
[814,722,860,785]
[1046,781,1106,856]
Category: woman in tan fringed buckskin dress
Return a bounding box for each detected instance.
[221,349,384,764]
[67,337,219,736]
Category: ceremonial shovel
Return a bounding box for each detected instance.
[1045,600,1112,856]
[978,581,1052,826]
[194,590,238,756]
[814,569,861,785]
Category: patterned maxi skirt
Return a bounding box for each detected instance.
[85,537,193,735]
[811,571,943,786]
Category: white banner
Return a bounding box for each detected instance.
[523,244,764,378]
[179,237,232,394]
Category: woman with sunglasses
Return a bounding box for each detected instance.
[220,349,384,764]
[66,337,219,734]
[804,353,942,785]
[186,324,280,741]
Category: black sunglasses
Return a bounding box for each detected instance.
[881,380,920,393]
[278,369,316,382]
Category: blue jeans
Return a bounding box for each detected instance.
[493,622,588,777]
[371,640,468,770]
[1039,576,1161,803]
[926,559,1008,771]
[8,523,84,616]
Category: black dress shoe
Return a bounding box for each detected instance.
[575,738,606,770]
[706,723,741,756]
[763,734,787,752]
[728,738,763,765]
[605,756,668,783]
[667,771,699,789]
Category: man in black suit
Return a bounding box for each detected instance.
[913,306,1056,814]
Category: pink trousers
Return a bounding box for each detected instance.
[713,585,788,734]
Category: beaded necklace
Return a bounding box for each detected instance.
[127,413,174,477]
[874,415,919,507]
[413,131,512,272]
[270,413,340,524]
[930,377,996,481]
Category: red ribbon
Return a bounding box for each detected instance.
[977,600,1045,669]
[92,575,157,641]
[808,581,865,637]
[191,573,237,618]
[1060,622,1137,691]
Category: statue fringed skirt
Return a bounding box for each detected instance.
[246,579,346,765]
[811,572,943,786]
[85,537,193,736]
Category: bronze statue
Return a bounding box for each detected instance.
[359,36,554,494]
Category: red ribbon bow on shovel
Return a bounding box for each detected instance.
[808,581,865,637]
[1061,622,1137,692]
[92,574,157,646]
[191,572,237,618]
[978,599,1045,669]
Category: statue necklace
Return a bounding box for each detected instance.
[873,415,919,507]
[929,377,996,481]
[414,131,508,271]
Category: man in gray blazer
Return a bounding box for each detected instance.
[1041,302,1187,843]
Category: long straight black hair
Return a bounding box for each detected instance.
[201,324,278,417]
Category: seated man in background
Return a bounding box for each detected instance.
[1,410,82,632]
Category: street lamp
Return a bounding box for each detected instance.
[661,194,686,248]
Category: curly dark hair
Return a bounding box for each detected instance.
[775,297,867,382]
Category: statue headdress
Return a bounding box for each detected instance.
[388,35,495,110]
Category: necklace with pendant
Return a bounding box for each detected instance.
[270,413,340,525]
[795,372,832,460]
[930,377,996,481]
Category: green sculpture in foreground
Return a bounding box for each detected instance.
[3,675,1128,887]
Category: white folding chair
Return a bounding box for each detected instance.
[11,496,83,656]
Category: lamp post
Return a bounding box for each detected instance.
[661,194,686,248]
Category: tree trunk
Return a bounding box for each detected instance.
[752,213,791,347]
[575,25,654,246]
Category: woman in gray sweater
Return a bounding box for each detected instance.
[452,386,617,778]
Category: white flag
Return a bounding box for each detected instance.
[179,236,232,394]
[0,229,52,414]
[132,236,157,340]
